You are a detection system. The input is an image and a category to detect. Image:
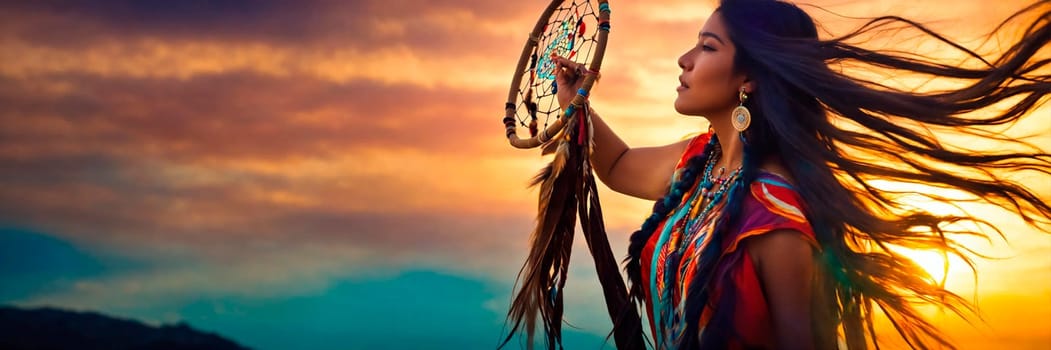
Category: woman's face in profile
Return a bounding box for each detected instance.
[675,12,747,117]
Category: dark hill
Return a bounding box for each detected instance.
[0,305,249,350]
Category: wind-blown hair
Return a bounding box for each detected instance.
[622,0,1051,348]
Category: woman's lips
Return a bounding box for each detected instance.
[677,77,688,91]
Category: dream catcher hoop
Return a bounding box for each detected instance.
[500,1,646,349]
[503,0,608,149]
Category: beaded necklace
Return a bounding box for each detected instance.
[655,138,743,347]
[684,143,742,241]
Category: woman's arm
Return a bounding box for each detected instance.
[588,109,691,200]
[552,56,690,200]
[748,229,817,350]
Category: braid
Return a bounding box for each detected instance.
[624,135,718,305]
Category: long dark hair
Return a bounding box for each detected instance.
[623,0,1051,348]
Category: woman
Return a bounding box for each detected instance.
[506,0,1051,348]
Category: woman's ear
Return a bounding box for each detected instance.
[743,78,756,95]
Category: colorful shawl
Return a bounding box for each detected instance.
[640,132,819,349]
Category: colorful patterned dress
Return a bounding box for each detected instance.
[639,131,820,349]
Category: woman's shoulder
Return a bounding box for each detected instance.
[748,158,808,225]
[673,131,713,170]
[668,131,713,184]
[753,159,802,200]
[721,161,818,255]
[747,169,810,226]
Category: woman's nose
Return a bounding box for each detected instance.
[678,52,690,70]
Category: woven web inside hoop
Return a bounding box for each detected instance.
[514,0,602,138]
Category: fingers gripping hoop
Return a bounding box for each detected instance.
[503,0,611,149]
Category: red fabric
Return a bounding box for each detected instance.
[639,132,819,348]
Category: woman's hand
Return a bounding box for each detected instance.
[552,55,590,112]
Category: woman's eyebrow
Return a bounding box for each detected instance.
[699,31,725,45]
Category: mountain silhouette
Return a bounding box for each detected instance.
[0,305,249,350]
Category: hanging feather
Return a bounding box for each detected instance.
[502,114,579,350]
[540,129,564,156]
[501,105,645,350]
[575,106,646,350]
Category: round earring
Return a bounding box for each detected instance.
[732,87,751,132]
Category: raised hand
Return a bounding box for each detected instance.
[551,54,594,111]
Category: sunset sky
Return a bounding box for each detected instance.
[1,1,1048,349]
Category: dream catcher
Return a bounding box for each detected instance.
[500,1,645,349]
